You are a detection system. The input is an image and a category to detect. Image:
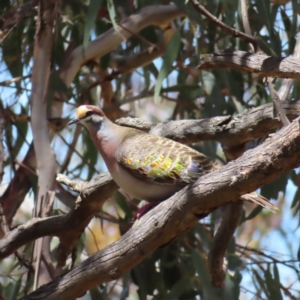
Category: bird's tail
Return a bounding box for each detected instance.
[240,192,279,213]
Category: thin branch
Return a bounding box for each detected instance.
[189,0,258,51]
[277,34,300,101]
[0,2,184,240]
[240,0,253,38]
[266,78,290,126]
[60,4,184,86]
[208,202,243,286]
[0,75,31,86]
[0,173,117,261]
[0,0,38,43]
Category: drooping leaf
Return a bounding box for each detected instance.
[107,0,119,34]
[163,276,190,300]
[3,277,22,300]
[132,255,158,298]
[264,265,283,300]
[90,286,105,300]
[83,0,104,50]
[154,30,181,103]
[261,172,290,200]
[241,206,263,222]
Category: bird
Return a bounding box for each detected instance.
[68,105,278,218]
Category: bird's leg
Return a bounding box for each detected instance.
[134,201,161,220]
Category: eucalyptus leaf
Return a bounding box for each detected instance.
[83,0,104,51]
[154,30,181,103]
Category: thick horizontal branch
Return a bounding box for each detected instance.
[2,100,292,261]
[0,173,117,261]
[7,100,299,264]
[20,117,300,300]
[198,50,300,79]
[117,100,300,149]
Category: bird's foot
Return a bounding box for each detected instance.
[134,201,160,220]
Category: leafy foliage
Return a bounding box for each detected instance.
[0,0,299,299]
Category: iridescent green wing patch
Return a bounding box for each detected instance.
[116,133,214,185]
[117,150,187,185]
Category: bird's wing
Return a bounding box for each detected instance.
[115,133,214,185]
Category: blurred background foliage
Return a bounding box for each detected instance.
[0,0,300,299]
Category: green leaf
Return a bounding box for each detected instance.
[114,191,133,221]
[173,0,204,25]
[46,70,69,105]
[273,263,280,283]
[164,276,189,300]
[132,256,158,298]
[241,206,263,222]
[120,271,131,300]
[82,130,99,180]
[256,0,271,32]
[225,271,242,300]
[154,30,181,103]
[227,254,243,271]
[264,265,283,300]
[192,250,210,288]
[201,71,215,96]
[161,84,201,93]
[0,0,10,14]
[107,0,119,33]
[2,24,23,87]
[100,52,111,70]
[261,173,290,200]
[90,286,104,300]
[253,269,268,296]
[144,62,159,79]
[83,0,104,50]
[4,277,22,300]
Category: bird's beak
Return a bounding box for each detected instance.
[68,118,80,126]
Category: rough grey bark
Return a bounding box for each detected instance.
[117,100,300,157]
[30,0,59,288]
[198,50,300,79]
[18,117,300,300]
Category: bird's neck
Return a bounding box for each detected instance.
[86,118,127,159]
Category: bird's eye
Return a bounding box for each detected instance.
[85,111,94,117]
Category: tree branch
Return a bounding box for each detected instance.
[189,0,258,51]
[0,3,184,237]
[3,94,294,270]
[117,100,300,150]
[60,4,184,86]
[208,202,243,286]
[30,0,60,288]
[277,33,300,101]
[19,117,300,300]
[0,173,117,261]
[198,50,300,79]
[108,22,176,77]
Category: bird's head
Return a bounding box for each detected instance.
[68,105,106,129]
